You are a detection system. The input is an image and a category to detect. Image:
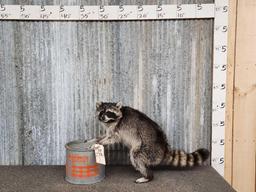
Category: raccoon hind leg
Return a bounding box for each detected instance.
[130,150,153,183]
[134,161,153,183]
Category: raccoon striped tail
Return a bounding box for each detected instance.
[163,148,210,167]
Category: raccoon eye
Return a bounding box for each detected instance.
[99,111,104,117]
[105,111,118,119]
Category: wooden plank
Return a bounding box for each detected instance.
[232,1,256,192]
[224,0,237,184]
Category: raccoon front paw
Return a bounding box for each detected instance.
[135,177,150,184]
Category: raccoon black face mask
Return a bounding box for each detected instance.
[96,101,122,123]
[96,101,210,184]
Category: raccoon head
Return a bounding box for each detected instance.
[96,102,123,124]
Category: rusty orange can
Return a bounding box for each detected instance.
[65,140,105,184]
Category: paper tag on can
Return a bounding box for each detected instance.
[94,144,106,165]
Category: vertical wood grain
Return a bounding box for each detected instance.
[224,0,237,184]
[0,21,23,165]
[232,1,256,192]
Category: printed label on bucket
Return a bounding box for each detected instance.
[94,144,106,165]
[66,154,99,178]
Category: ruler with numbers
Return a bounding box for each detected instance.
[212,0,229,176]
[0,4,214,20]
[0,2,228,177]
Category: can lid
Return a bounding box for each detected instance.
[65,139,96,152]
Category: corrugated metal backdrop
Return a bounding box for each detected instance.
[0,0,213,165]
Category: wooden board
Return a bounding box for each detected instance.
[224,0,237,184]
[232,1,256,192]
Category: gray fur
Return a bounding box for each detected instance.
[96,102,210,183]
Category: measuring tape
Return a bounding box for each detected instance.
[0,2,228,176]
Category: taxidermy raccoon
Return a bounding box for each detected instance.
[96,102,209,183]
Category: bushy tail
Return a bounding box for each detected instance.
[162,148,210,167]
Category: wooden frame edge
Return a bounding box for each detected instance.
[224,0,237,185]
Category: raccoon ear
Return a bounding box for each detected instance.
[116,101,122,109]
[96,101,102,109]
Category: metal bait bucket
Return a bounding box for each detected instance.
[65,140,105,184]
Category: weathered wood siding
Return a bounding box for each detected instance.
[0,0,213,165]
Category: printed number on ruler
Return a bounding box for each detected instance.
[212,119,225,128]
[213,83,226,92]
[196,3,214,18]
[80,5,98,20]
[40,5,59,20]
[20,5,41,20]
[212,156,224,165]
[215,4,228,26]
[137,5,156,19]
[212,101,225,113]
[99,5,119,20]
[176,4,195,18]
[118,5,137,20]
[0,4,10,19]
[214,46,227,68]
[212,139,225,146]
[215,24,228,44]
[156,5,176,19]
[60,6,80,20]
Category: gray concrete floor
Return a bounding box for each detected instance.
[0,166,235,192]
